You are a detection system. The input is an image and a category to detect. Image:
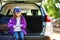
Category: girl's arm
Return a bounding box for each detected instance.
[7,18,14,28]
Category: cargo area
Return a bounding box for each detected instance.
[25,16,42,33]
[0,3,43,36]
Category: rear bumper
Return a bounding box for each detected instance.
[0,35,51,40]
[25,36,51,40]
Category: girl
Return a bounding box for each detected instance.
[8,7,27,40]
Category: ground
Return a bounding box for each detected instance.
[53,27,60,40]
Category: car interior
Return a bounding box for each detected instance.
[0,3,43,35]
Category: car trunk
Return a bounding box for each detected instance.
[0,3,43,36]
[0,15,42,36]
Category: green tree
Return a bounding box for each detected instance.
[44,0,60,18]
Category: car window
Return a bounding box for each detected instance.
[1,3,41,16]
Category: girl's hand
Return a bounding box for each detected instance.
[20,24,23,27]
[13,25,16,28]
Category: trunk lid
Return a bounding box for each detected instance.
[1,0,42,3]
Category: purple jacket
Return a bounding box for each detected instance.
[8,16,27,35]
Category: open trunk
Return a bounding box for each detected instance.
[0,3,43,36]
[0,14,43,36]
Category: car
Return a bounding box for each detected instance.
[0,0,53,40]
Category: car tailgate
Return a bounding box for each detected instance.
[1,0,42,3]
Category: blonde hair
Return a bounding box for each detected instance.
[13,12,22,19]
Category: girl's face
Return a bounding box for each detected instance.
[15,12,22,17]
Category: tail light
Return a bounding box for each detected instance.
[45,15,53,40]
[46,15,51,22]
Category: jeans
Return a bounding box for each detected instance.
[14,31,24,40]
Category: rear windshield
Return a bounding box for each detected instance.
[1,3,41,16]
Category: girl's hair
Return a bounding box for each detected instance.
[12,11,22,19]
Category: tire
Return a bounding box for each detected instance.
[43,36,51,40]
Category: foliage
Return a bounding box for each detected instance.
[44,0,60,18]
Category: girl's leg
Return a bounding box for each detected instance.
[14,32,19,40]
[19,31,24,40]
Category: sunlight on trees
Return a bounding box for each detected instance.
[43,0,60,18]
